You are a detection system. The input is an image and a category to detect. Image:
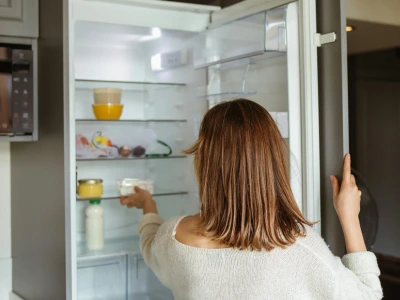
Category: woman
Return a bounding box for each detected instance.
[120,99,382,300]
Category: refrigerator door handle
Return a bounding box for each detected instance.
[314,32,337,47]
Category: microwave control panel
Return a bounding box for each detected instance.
[12,49,33,134]
[0,37,37,142]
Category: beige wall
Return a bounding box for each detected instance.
[348,0,400,27]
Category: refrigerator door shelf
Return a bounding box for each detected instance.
[197,86,257,99]
[204,51,285,71]
[199,62,258,98]
[193,6,288,69]
[197,52,288,104]
[200,91,257,99]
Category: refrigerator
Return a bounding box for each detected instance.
[10,0,348,299]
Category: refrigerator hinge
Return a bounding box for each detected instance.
[314,32,336,47]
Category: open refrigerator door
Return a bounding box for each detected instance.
[193,3,303,211]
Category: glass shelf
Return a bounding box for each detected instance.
[197,84,257,99]
[197,91,257,99]
[76,119,187,123]
[75,79,185,92]
[206,52,285,71]
[76,188,188,201]
[77,236,141,259]
[76,155,186,162]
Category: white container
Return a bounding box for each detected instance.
[86,200,104,250]
[93,88,122,104]
[122,178,140,186]
[117,181,134,196]
[117,178,139,196]
[117,178,154,196]
[138,180,154,194]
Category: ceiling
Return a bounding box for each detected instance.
[346,19,400,55]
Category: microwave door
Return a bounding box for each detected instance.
[0,48,12,134]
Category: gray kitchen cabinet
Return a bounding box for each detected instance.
[0,0,38,38]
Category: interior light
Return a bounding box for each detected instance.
[151,53,163,71]
[152,27,162,38]
[139,28,162,42]
[346,26,355,32]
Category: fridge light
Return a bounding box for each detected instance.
[140,28,162,42]
[152,27,162,38]
[151,54,163,71]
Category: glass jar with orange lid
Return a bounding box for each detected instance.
[78,179,103,198]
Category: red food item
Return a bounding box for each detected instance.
[76,134,89,146]
[133,146,146,157]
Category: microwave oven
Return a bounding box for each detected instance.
[0,42,36,140]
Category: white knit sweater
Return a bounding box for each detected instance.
[138,213,383,300]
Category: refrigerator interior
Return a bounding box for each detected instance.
[74,20,205,299]
[72,3,301,299]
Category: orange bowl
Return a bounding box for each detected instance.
[92,104,123,120]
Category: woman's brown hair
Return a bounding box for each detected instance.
[183,99,313,251]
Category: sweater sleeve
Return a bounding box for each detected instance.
[333,251,383,300]
[138,213,164,269]
[299,227,383,300]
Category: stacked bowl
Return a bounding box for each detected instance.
[92,88,123,120]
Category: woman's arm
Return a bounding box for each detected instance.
[329,154,382,299]
[120,187,162,269]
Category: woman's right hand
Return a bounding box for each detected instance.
[330,154,362,223]
[120,186,158,214]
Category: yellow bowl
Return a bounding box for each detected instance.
[92,104,123,120]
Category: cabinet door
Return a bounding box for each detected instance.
[0,0,38,38]
[128,253,174,300]
[77,254,127,300]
